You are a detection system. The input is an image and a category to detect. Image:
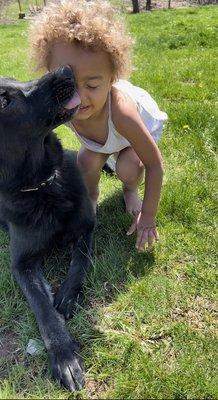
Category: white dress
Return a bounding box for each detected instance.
[69,80,168,154]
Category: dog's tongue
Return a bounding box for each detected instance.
[64,92,81,109]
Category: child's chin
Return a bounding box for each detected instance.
[74,114,90,121]
[75,111,92,121]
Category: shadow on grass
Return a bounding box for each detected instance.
[96,189,155,278]
[0,189,157,391]
[44,189,156,305]
[67,190,158,389]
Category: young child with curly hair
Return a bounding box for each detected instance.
[29,0,167,251]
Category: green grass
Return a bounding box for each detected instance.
[0,5,217,399]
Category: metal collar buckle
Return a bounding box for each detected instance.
[21,169,59,192]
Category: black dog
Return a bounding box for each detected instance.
[0,66,95,391]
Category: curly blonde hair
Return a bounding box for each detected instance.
[29,0,133,81]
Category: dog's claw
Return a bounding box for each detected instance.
[49,341,84,391]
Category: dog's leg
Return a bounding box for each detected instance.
[54,229,93,319]
[11,253,84,391]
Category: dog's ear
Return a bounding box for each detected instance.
[0,77,39,96]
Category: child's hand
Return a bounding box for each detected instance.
[127,212,159,252]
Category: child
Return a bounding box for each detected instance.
[30,0,167,252]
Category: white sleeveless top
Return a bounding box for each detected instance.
[68,80,167,154]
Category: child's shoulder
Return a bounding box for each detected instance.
[110,83,143,139]
[111,83,138,121]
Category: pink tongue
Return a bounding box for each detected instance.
[64,92,81,109]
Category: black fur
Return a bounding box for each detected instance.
[0,66,95,391]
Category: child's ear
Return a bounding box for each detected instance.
[110,75,116,86]
[45,62,50,72]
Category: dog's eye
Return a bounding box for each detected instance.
[0,90,11,109]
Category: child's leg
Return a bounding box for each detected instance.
[77,147,109,212]
[116,147,144,216]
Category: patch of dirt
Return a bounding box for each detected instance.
[0,329,21,379]
[0,0,13,19]
[144,0,190,9]
[86,378,109,399]
[170,296,218,332]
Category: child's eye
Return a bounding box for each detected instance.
[87,85,98,90]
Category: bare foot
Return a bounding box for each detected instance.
[123,187,142,216]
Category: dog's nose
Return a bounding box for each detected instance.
[58,65,73,79]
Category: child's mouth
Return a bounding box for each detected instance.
[79,105,90,113]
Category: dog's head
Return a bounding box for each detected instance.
[0,65,80,136]
[0,66,80,187]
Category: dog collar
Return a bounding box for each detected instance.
[21,169,59,192]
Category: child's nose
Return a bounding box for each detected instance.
[77,87,88,102]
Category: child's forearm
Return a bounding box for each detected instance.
[141,163,164,221]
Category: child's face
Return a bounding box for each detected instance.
[49,42,113,121]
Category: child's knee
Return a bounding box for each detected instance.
[77,149,101,174]
[116,149,144,184]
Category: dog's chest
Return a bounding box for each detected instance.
[0,190,75,230]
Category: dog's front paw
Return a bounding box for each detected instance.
[48,340,84,391]
[54,284,80,319]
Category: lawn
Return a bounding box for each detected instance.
[0,5,217,399]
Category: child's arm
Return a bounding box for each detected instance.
[112,89,164,251]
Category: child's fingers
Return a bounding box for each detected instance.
[147,229,156,248]
[136,228,156,251]
[136,228,149,251]
[153,228,159,241]
[127,219,137,236]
